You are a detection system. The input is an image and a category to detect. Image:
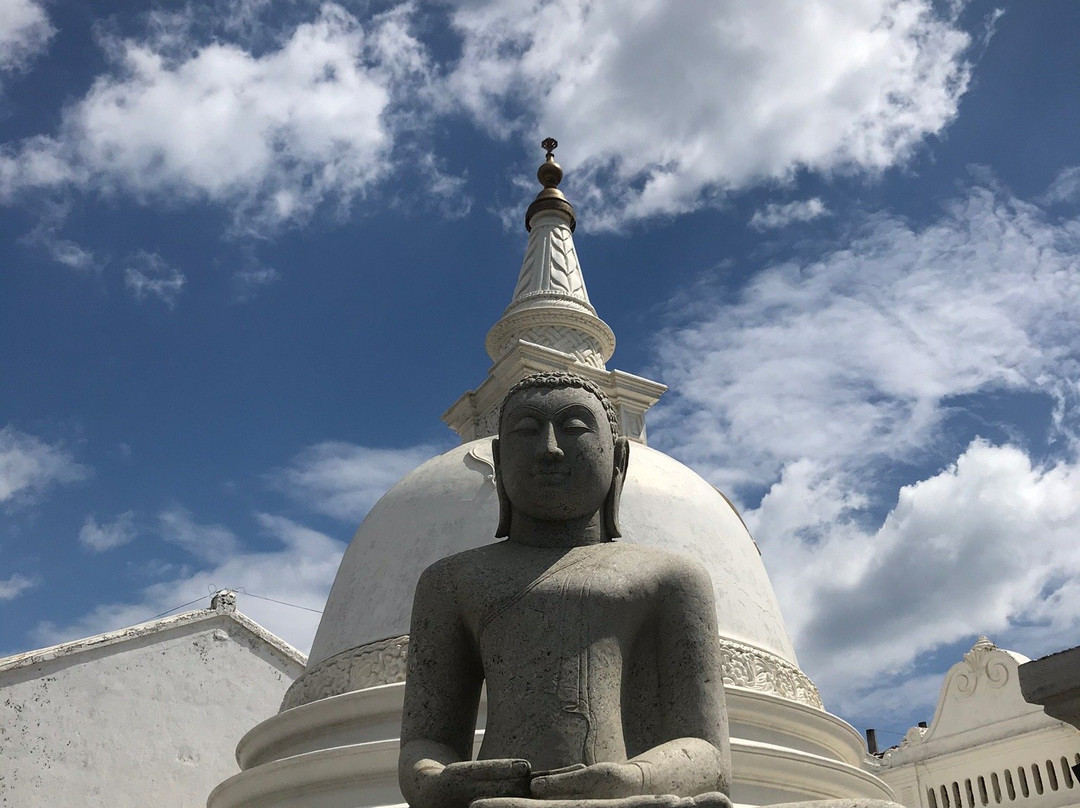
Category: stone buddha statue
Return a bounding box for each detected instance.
[399,371,897,808]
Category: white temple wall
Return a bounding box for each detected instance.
[879,727,1080,808]
[876,638,1080,808]
[0,615,302,808]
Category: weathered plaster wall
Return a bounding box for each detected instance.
[0,615,302,808]
[876,639,1080,808]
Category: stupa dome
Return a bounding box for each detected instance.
[297,438,809,710]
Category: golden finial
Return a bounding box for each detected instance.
[538,138,563,189]
[526,137,575,232]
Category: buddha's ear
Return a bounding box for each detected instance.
[603,436,629,540]
[492,438,512,538]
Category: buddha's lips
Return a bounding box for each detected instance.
[532,467,570,478]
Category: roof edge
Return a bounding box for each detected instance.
[0,607,307,674]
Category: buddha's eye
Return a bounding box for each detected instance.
[508,416,541,435]
[561,418,592,434]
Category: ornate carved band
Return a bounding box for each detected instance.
[280,635,409,711]
[717,638,822,709]
[281,634,822,712]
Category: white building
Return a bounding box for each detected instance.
[207,149,895,808]
[876,637,1080,808]
[0,591,305,808]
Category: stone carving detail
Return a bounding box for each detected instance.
[956,635,1009,695]
[718,638,823,709]
[280,635,409,711]
[497,325,605,367]
[465,443,497,484]
[281,634,822,712]
[512,222,587,303]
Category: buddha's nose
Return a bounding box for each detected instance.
[537,422,564,459]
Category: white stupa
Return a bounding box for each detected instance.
[208,142,894,808]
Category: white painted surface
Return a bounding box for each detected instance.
[876,638,1080,808]
[443,202,662,446]
[209,683,893,808]
[485,208,616,369]
[309,438,798,668]
[0,610,304,808]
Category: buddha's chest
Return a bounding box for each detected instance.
[463,547,658,665]
[462,547,661,767]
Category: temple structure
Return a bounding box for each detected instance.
[207,144,894,808]
[0,591,304,808]
[875,637,1080,808]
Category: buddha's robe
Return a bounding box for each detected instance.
[402,541,729,787]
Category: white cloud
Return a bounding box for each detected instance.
[21,200,101,270]
[0,426,89,506]
[0,3,431,231]
[42,237,97,270]
[124,250,185,306]
[791,441,1080,723]
[0,135,78,198]
[647,178,1080,724]
[0,0,53,75]
[1,3,980,234]
[0,573,39,601]
[231,263,280,301]
[447,0,975,227]
[33,512,344,654]
[269,441,438,522]
[749,198,829,231]
[651,183,1080,489]
[157,505,241,562]
[1041,165,1080,206]
[79,510,138,552]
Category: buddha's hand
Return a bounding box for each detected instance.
[531,762,645,800]
[471,793,734,808]
[420,759,533,808]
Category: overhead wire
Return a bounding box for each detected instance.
[140,586,322,624]
[240,590,323,614]
[145,596,207,621]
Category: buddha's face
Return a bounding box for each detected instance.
[497,385,615,522]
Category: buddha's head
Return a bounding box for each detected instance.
[493,372,629,540]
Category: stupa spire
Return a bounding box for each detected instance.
[485,139,615,368]
[443,139,666,444]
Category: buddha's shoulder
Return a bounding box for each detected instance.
[606,543,712,586]
[418,541,711,590]
[598,541,703,570]
[416,541,517,582]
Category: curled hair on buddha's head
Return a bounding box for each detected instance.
[493,371,628,541]
[498,371,621,445]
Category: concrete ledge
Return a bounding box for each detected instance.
[1019,645,1080,730]
[733,739,894,805]
[213,733,889,808]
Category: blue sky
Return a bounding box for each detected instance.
[2,0,1080,742]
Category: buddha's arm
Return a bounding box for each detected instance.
[399,560,531,808]
[643,559,731,795]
